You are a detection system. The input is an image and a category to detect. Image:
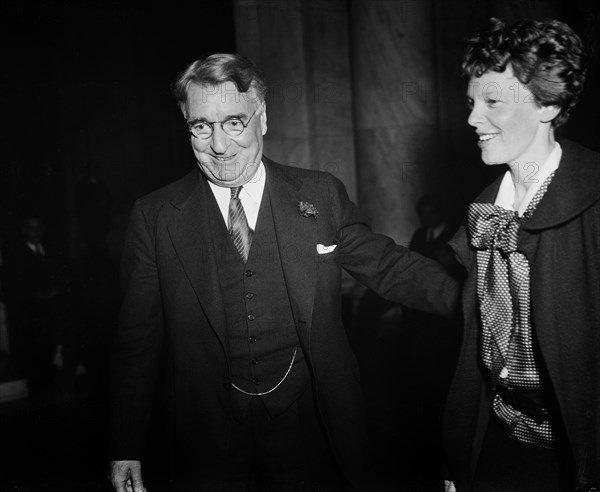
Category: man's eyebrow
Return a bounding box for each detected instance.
[187,113,248,125]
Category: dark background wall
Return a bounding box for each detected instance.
[0,1,235,265]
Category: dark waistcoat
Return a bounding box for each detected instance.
[214,185,309,420]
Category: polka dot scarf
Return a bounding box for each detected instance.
[468,171,556,448]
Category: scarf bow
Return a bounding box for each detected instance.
[468,203,522,255]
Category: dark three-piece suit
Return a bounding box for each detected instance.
[109,156,459,488]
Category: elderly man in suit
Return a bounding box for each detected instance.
[109,53,459,492]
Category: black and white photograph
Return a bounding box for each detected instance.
[1,1,599,491]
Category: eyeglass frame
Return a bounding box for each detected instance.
[187,107,260,140]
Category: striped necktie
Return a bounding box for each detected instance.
[228,186,252,262]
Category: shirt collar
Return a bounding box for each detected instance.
[26,241,44,255]
[495,142,562,216]
[207,161,266,202]
[240,161,266,204]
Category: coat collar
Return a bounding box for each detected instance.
[168,167,203,211]
[473,140,600,230]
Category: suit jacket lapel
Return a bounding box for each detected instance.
[265,159,317,342]
[167,171,229,355]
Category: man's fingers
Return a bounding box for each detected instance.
[110,460,145,492]
[112,469,128,492]
[130,468,147,492]
[115,476,128,492]
[444,480,457,492]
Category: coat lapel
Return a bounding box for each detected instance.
[167,171,229,354]
[265,159,317,343]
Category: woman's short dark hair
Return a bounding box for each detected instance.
[462,17,587,127]
[173,53,268,110]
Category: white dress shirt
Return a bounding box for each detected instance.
[495,143,562,216]
[26,241,45,256]
[207,161,266,230]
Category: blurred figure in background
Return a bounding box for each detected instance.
[409,194,463,279]
[73,158,118,397]
[409,195,453,261]
[391,195,462,491]
[3,213,78,398]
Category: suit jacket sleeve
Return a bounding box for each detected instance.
[108,199,165,459]
[327,173,461,317]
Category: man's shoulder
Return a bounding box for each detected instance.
[264,156,340,189]
[136,169,199,208]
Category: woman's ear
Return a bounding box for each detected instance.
[540,104,561,124]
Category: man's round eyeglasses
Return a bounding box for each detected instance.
[188,108,258,139]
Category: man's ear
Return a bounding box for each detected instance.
[260,102,268,136]
[540,104,560,124]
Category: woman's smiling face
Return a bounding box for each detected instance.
[467,65,551,168]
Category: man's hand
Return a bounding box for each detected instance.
[110,460,147,492]
[444,480,457,492]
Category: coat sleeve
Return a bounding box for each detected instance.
[326,173,461,318]
[108,199,165,459]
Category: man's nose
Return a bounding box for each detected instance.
[210,125,230,154]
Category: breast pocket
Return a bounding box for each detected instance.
[315,245,340,264]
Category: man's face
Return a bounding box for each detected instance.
[22,218,45,244]
[183,81,267,188]
[466,65,553,167]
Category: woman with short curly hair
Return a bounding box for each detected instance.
[443,17,600,492]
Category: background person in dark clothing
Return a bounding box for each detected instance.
[4,213,78,398]
[409,195,454,264]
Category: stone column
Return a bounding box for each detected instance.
[433,0,490,211]
[349,0,440,244]
[233,0,357,200]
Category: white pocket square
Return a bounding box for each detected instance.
[316,244,337,254]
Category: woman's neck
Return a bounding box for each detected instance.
[507,133,556,209]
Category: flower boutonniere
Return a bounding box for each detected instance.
[297,201,318,218]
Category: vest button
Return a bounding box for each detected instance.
[251,357,260,365]
[249,336,257,343]
[245,292,255,299]
[245,269,253,277]
[252,378,260,386]
[247,314,256,321]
